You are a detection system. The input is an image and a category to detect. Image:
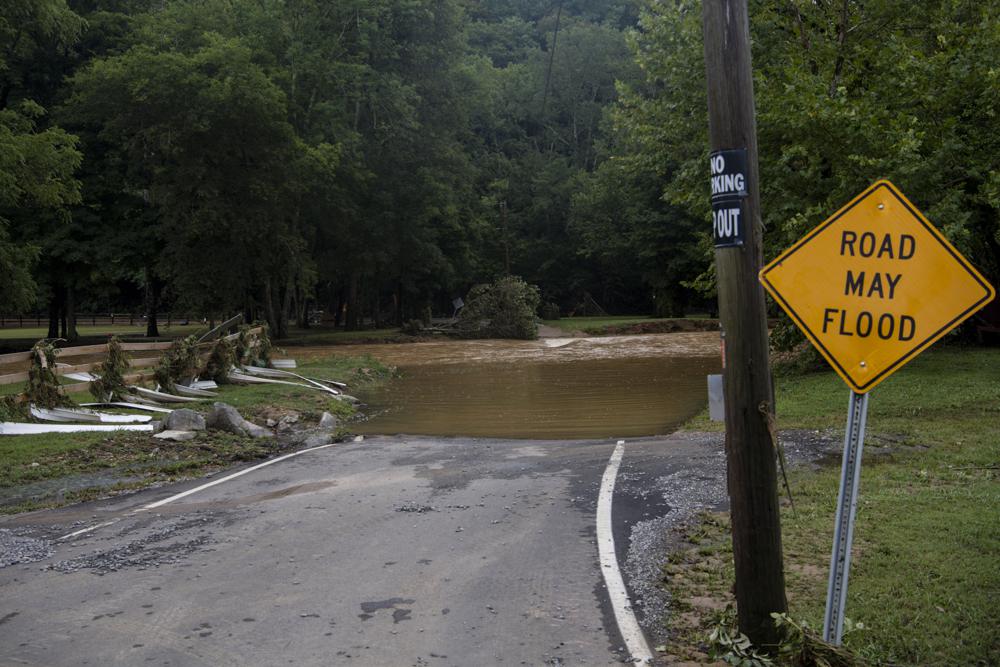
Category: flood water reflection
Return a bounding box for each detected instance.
[315,332,721,439]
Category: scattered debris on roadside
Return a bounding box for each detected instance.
[0,528,54,568]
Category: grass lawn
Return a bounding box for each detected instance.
[665,346,1000,666]
[0,323,204,341]
[0,351,395,514]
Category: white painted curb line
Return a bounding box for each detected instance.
[597,439,654,664]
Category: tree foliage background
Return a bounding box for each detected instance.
[1,0,997,339]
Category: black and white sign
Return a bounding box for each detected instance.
[710,148,748,248]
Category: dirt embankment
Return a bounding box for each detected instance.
[586,319,719,336]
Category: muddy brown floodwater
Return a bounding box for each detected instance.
[301,332,722,439]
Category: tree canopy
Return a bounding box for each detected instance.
[0,0,996,337]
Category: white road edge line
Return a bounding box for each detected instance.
[59,519,118,540]
[142,443,337,510]
[597,439,654,665]
[59,442,338,540]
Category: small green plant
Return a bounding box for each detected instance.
[235,323,272,367]
[256,324,273,366]
[770,613,866,667]
[154,335,201,392]
[0,395,29,421]
[708,607,776,667]
[348,354,398,385]
[89,336,131,401]
[25,340,72,409]
[708,608,867,667]
[769,316,826,375]
[202,337,236,384]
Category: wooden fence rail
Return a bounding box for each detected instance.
[0,327,262,389]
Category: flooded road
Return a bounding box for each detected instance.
[307,332,722,439]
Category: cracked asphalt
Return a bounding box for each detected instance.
[0,431,836,666]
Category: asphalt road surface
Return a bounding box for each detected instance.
[0,432,831,666]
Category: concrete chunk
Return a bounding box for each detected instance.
[165,408,206,432]
[206,402,272,439]
[153,430,197,442]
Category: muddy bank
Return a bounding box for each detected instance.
[291,330,719,366]
[581,318,719,336]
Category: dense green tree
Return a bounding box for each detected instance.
[66,36,321,333]
[0,1,83,320]
[466,4,644,314]
[7,0,993,339]
[0,103,81,312]
[598,0,1000,313]
[0,0,84,110]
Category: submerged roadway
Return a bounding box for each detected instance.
[0,430,831,666]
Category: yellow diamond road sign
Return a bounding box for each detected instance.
[760,180,995,393]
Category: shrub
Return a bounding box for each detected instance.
[0,395,29,421]
[154,335,201,393]
[203,337,236,384]
[235,323,273,367]
[90,336,131,401]
[402,319,425,336]
[26,340,72,408]
[456,276,540,340]
[769,316,826,375]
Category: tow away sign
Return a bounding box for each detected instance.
[760,180,995,393]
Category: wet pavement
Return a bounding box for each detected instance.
[0,430,837,666]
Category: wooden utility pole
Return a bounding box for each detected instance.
[701,0,787,648]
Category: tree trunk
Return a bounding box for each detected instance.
[500,200,511,275]
[394,279,404,327]
[334,287,345,328]
[145,268,161,338]
[263,277,278,336]
[278,278,293,339]
[47,285,61,338]
[65,283,79,341]
[299,291,310,330]
[345,273,360,331]
[59,285,67,339]
[287,287,298,330]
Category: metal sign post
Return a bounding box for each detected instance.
[822,390,870,644]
